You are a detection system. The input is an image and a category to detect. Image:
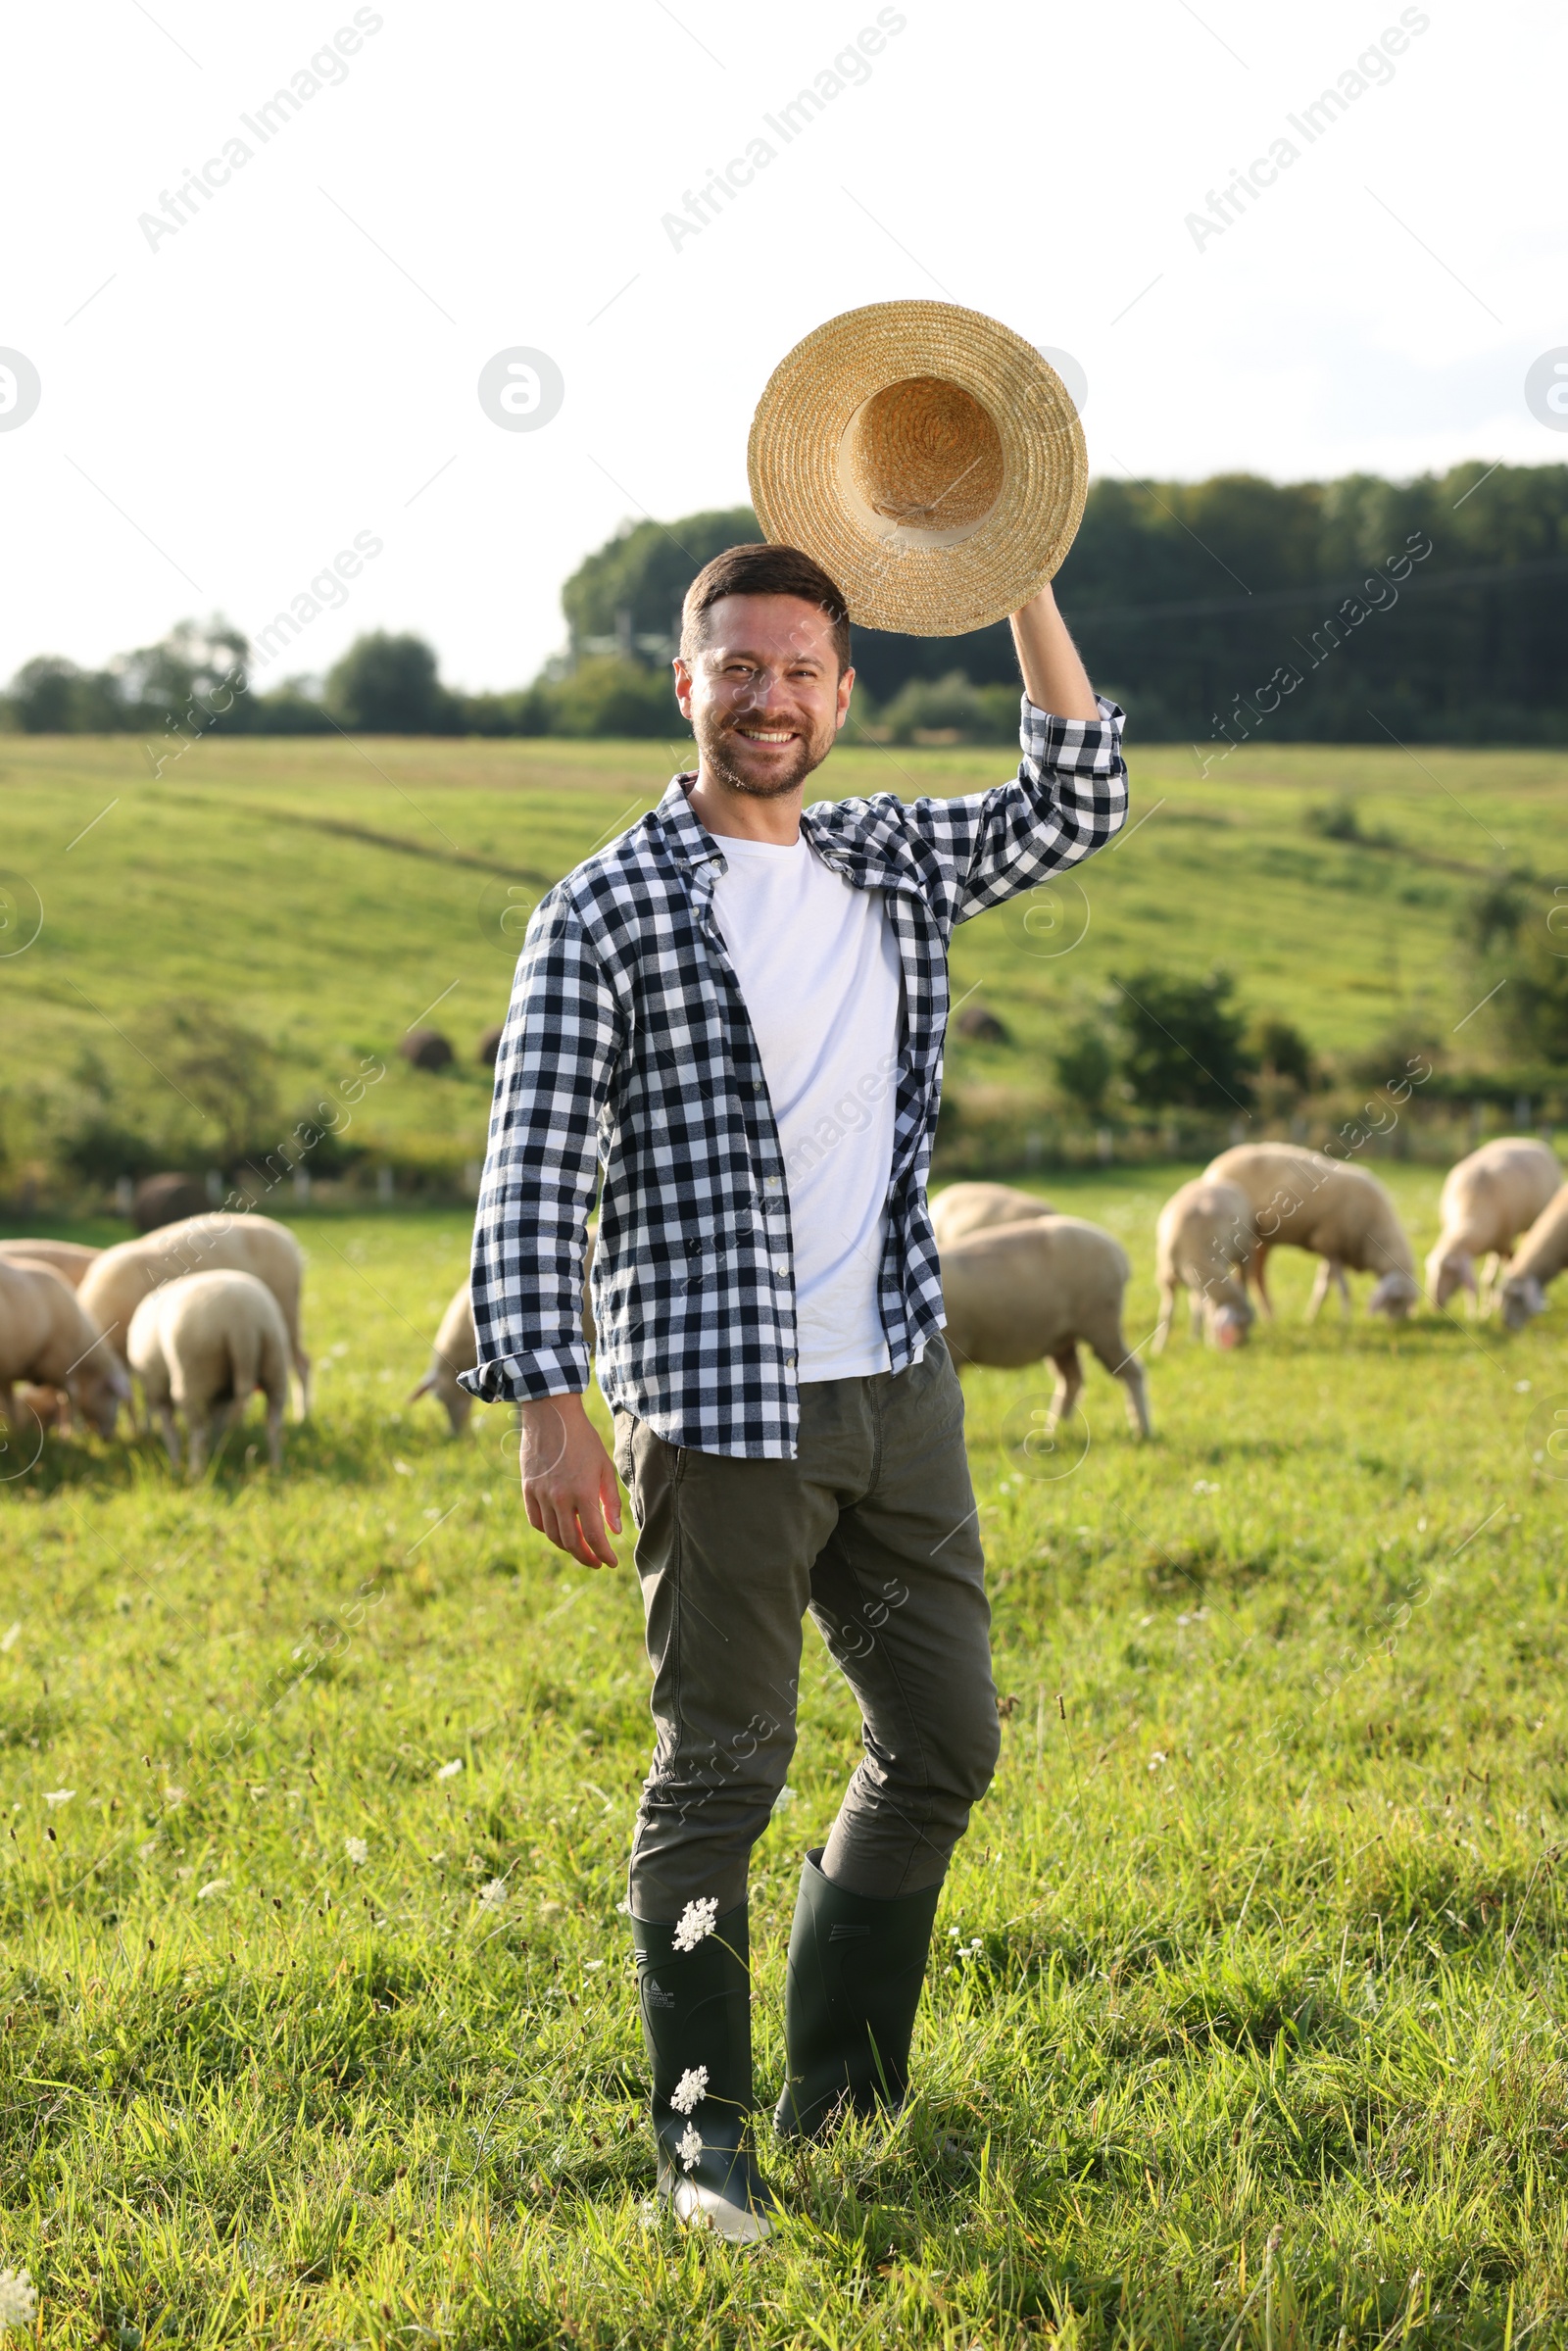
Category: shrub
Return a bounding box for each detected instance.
[1110,968,1256,1113]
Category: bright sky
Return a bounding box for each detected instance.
[5,0,1561,692]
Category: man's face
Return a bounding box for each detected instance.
[673,595,854,799]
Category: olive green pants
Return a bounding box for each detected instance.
[612,1338,1000,1917]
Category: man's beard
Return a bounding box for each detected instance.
[692,703,836,799]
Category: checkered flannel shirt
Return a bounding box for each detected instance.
[462,692,1128,1457]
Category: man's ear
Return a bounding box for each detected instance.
[672,657,694,720]
[835,663,856,731]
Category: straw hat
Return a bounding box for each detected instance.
[747,300,1087,638]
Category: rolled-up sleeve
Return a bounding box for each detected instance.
[461,888,622,1404]
[897,692,1128,924]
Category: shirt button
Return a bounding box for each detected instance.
[784,1353,796,1368]
[763,1176,781,1191]
[773,1260,788,1278]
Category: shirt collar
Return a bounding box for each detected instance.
[652,772,912,897]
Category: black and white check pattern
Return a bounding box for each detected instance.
[463,693,1128,1457]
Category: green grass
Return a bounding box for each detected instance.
[1,733,1559,1179]
[3,1182,1568,2345]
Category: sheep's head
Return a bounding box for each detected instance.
[73,1357,131,1440]
[1424,1247,1474,1310]
[1500,1275,1547,1332]
[1368,1270,1420,1320]
[1207,1295,1253,1349]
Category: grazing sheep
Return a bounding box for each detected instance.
[411,1230,599,1435]
[1497,1183,1568,1331]
[940,1214,1152,1438]
[78,1213,310,1420]
[132,1173,208,1233]
[1153,1177,1257,1352]
[127,1270,290,1477]
[1425,1137,1560,1311]
[1205,1143,1420,1320]
[0,1257,129,1440]
[0,1239,100,1288]
[929,1183,1054,1249]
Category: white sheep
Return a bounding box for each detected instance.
[929,1182,1054,1249]
[1153,1177,1257,1352]
[1424,1137,1560,1311]
[410,1229,599,1436]
[1497,1183,1568,1331]
[410,1280,479,1437]
[0,1257,129,1439]
[0,1239,100,1288]
[127,1269,290,1477]
[1205,1143,1420,1320]
[940,1214,1152,1438]
[78,1213,310,1424]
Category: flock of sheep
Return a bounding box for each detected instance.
[1,1135,1566,1474]
[930,1133,1568,1441]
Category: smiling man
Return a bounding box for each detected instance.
[464,540,1127,2239]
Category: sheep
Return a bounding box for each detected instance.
[939,1214,1152,1438]
[929,1183,1054,1249]
[1497,1183,1568,1331]
[1204,1143,1420,1320]
[1153,1177,1257,1352]
[0,1239,100,1288]
[127,1269,290,1477]
[411,1229,599,1436]
[1425,1137,1560,1311]
[0,1243,105,1432]
[0,1257,129,1441]
[78,1213,310,1423]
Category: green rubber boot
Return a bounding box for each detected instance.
[632,1900,780,2243]
[774,1849,943,2138]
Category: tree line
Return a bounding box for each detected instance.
[6,462,1566,746]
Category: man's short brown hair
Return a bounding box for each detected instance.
[679,543,852,673]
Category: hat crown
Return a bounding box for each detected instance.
[845,376,1004,541]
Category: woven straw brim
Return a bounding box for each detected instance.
[747,300,1087,638]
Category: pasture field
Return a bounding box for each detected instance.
[1,732,1562,1180]
[2,1180,1568,2347]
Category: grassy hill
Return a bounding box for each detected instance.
[1,731,1559,1193]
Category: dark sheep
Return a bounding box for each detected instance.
[399,1029,455,1072]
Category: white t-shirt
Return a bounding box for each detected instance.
[710,833,903,1381]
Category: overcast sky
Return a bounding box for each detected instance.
[4,0,1561,692]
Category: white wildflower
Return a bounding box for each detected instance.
[42,1789,74,1808]
[1149,1752,1167,1772]
[0,2267,38,2327]
[435,1758,463,1781]
[1192,1479,1220,1495]
[669,2065,709,2115]
[196,1879,228,1900]
[163,1786,186,1807]
[137,1838,159,1861]
[672,1897,718,1952]
[344,1837,368,1867]
[676,2123,704,2172]
[478,1879,508,1909]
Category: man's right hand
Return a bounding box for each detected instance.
[517,1393,622,1569]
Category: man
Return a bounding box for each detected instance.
[464,541,1126,2239]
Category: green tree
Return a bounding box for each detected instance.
[325,633,457,733]
[1250,1014,1317,1093]
[1110,969,1256,1113]
[1052,1030,1116,1119]
[561,508,760,661]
